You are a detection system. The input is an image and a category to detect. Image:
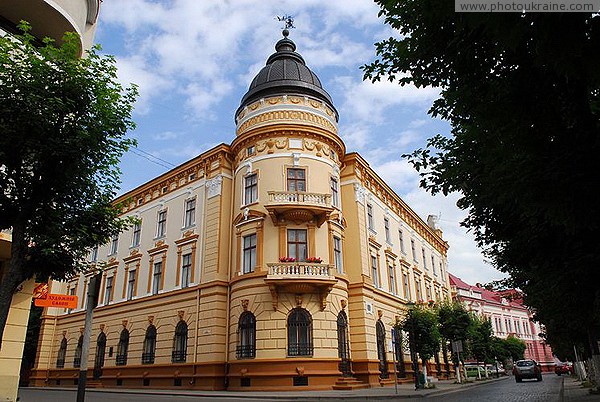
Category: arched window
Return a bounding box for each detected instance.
[376,319,389,379]
[116,328,130,366]
[337,311,352,376]
[237,312,256,359]
[172,320,188,363]
[56,336,67,368]
[94,332,106,379]
[142,325,157,364]
[73,335,83,368]
[288,308,313,356]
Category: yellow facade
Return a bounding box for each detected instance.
[32,32,451,391]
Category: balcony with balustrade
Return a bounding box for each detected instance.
[264,261,337,311]
[265,191,333,227]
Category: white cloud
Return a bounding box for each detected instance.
[152,131,180,141]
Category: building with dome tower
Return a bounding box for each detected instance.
[31,29,452,391]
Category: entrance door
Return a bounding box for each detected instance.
[337,311,352,376]
[376,320,389,379]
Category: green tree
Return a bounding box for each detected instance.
[398,304,440,384]
[504,336,527,362]
[362,0,600,369]
[0,23,137,348]
[469,316,494,378]
[436,300,474,375]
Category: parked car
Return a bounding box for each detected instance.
[555,362,573,376]
[513,359,543,382]
[465,366,486,378]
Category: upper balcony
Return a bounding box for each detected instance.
[265,262,337,311]
[265,191,333,227]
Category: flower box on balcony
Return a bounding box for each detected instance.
[306,257,322,263]
[279,257,296,262]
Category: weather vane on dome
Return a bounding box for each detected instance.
[276,15,295,37]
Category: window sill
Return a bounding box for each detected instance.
[241,201,259,209]
[181,224,196,230]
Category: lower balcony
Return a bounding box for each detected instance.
[265,262,337,311]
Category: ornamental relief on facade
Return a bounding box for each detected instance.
[237,95,336,122]
[237,109,337,136]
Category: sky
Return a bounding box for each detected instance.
[95,0,506,285]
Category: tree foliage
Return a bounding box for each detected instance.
[363,1,600,355]
[0,23,137,347]
[469,315,494,366]
[399,304,441,361]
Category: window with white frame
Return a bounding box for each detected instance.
[333,236,343,274]
[367,204,374,231]
[126,270,136,301]
[181,253,192,287]
[109,235,118,255]
[422,248,427,269]
[90,245,98,262]
[399,230,405,254]
[244,173,258,205]
[330,177,339,208]
[132,221,141,247]
[415,278,422,301]
[152,261,162,295]
[371,255,379,288]
[403,273,411,300]
[411,239,417,262]
[384,218,391,244]
[388,264,396,294]
[184,198,196,228]
[242,234,256,274]
[104,276,114,305]
[156,210,167,238]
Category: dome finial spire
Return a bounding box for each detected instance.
[276,15,295,38]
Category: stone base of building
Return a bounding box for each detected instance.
[30,358,449,391]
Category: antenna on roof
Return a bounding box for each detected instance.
[276,15,295,37]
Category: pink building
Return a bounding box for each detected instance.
[449,273,554,372]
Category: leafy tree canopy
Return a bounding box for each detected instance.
[363,1,600,354]
[0,22,137,347]
[398,304,440,361]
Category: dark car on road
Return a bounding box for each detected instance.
[513,359,543,382]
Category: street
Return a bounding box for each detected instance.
[18,375,587,402]
[427,374,562,402]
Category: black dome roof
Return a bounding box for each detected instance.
[237,32,338,121]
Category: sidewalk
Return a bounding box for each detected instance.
[562,377,600,402]
[25,376,508,400]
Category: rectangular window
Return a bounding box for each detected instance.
[330,177,339,208]
[244,173,258,205]
[126,270,136,301]
[247,145,255,156]
[132,221,141,247]
[388,265,396,294]
[110,235,118,255]
[399,231,405,254]
[156,210,167,238]
[384,218,391,243]
[333,236,343,274]
[426,286,432,301]
[403,273,411,300]
[184,198,196,228]
[432,256,437,276]
[287,168,306,192]
[152,261,162,295]
[91,246,98,262]
[287,229,307,262]
[243,234,257,274]
[104,276,114,305]
[181,253,192,287]
[68,287,76,313]
[411,239,417,262]
[422,248,427,269]
[367,204,374,231]
[415,279,422,301]
[371,256,379,288]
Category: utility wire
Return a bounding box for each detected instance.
[128,148,176,170]
[132,147,176,167]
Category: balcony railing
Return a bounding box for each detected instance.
[172,350,187,363]
[268,191,331,207]
[236,344,256,359]
[267,262,333,278]
[115,354,127,366]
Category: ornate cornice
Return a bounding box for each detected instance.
[344,153,448,256]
